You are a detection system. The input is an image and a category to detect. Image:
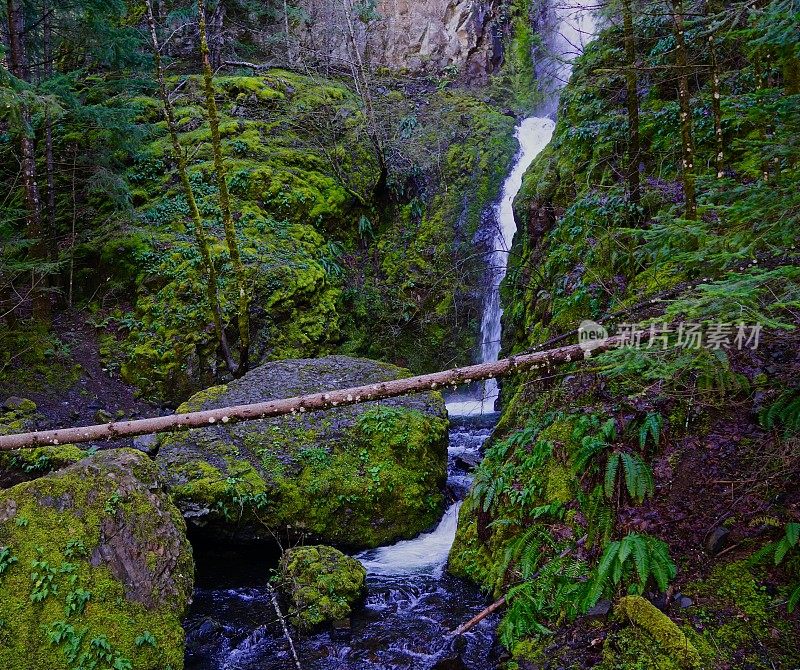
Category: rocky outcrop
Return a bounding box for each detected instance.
[279,545,366,630]
[294,0,501,77]
[157,356,449,548]
[0,449,193,669]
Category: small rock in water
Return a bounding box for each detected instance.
[454,452,481,471]
[432,653,467,670]
[705,526,730,555]
[330,618,352,642]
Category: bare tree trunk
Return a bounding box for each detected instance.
[145,0,237,374]
[7,0,49,319]
[671,0,697,220]
[0,337,625,450]
[705,0,724,179]
[209,0,225,69]
[44,2,59,286]
[198,0,251,373]
[341,0,387,193]
[622,0,641,209]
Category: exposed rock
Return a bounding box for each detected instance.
[705,526,730,555]
[0,449,193,669]
[2,396,36,413]
[454,451,482,472]
[157,356,449,548]
[586,599,612,617]
[279,545,366,631]
[278,0,500,78]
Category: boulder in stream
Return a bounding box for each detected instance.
[279,544,366,631]
[157,356,449,548]
[0,449,194,669]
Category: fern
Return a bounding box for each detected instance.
[638,412,663,450]
[583,533,676,609]
[759,390,800,438]
[604,451,654,503]
[578,486,614,548]
[750,522,800,612]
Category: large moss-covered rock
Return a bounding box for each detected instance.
[0,449,193,670]
[157,355,448,549]
[279,545,366,630]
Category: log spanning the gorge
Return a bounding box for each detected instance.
[0,337,622,451]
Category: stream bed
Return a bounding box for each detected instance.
[183,413,501,670]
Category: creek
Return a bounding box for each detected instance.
[183,3,596,666]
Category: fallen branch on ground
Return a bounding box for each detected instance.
[0,338,622,451]
[449,535,588,636]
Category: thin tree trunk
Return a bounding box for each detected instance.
[622,0,641,209]
[341,0,386,192]
[145,0,237,374]
[44,2,59,282]
[705,1,724,179]
[671,0,697,220]
[0,337,625,450]
[7,0,49,319]
[197,0,251,373]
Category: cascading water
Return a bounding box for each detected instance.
[183,2,596,667]
[448,0,596,417]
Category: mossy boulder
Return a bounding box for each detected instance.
[157,355,448,549]
[279,545,366,630]
[0,449,194,669]
[600,596,701,669]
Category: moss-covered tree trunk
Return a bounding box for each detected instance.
[197,0,251,373]
[671,0,697,219]
[144,0,236,374]
[706,0,724,179]
[623,0,642,209]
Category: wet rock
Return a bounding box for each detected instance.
[157,356,448,548]
[131,433,157,455]
[432,654,467,670]
[0,449,193,669]
[330,618,352,642]
[679,596,694,609]
[454,452,481,471]
[279,545,366,631]
[706,526,730,555]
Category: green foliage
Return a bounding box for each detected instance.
[583,533,676,609]
[0,547,17,576]
[759,390,800,437]
[604,451,655,503]
[751,522,800,612]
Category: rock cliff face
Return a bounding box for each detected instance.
[294,0,501,77]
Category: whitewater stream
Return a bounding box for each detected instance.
[183,2,596,667]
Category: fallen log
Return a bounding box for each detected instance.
[0,337,622,451]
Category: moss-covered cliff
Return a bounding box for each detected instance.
[449,5,800,667]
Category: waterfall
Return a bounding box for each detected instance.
[448,0,597,418]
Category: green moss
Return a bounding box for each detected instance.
[279,545,366,630]
[0,450,193,669]
[607,596,701,669]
